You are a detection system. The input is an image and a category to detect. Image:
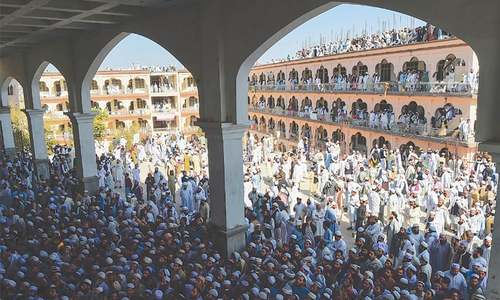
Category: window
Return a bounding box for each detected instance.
[315,66,329,83]
[333,64,347,77]
[134,78,145,89]
[91,80,98,90]
[39,81,49,92]
[403,57,426,72]
[376,59,394,82]
[435,54,461,81]
[352,62,368,76]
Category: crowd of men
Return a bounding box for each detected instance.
[257,24,452,65]
[0,129,496,299]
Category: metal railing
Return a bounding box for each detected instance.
[249,81,477,97]
[109,109,150,116]
[248,106,475,144]
[150,85,177,94]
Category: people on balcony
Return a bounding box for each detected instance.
[369,109,396,131]
[261,24,452,64]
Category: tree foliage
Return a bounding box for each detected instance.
[92,108,109,141]
[10,106,30,151]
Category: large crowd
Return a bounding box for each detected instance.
[258,24,453,65]
[0,130,496,299]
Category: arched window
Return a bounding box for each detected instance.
[332,129,345,143]
[259,72,266,84]
[352,62,368,76]
[278,120,286,135]
[289,68,298,82]
[400,141,421,156]
[91,80,98,90]
[268,118,276,130]
[300,97,312,111]
[333,64,347,77]
[435,54,463,81]
[375,59,394,82]
[276,96,286,109]
[403,57,426,72]
[39,81,49,92]
[301,68,313,83]
[290,122,299,139]
[288,96,299,111]
[267,95,275,109]
[315,126,328,142]
[315,97,328,110]
[276,70,286,83]
[373,100,393,113]
[266,72,275,84]
[134,78,145,89]
[372,136,390,149]
[301,123,312,139]
[351,99,368,119]
[315,65,329,83]
[251,73,258,85]
[350,132,367,153]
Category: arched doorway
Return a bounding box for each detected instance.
[288,96,299,113]
[289,121,299,141]
[315,65,329,83]
[331,98,347,122]
[301,123,312,139]
[351,99,368,123]
[350,132,367,153]
[375,59,395,82]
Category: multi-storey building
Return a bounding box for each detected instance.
[8,69,201,142]
[247,38,479,157]
[6,38,479,158]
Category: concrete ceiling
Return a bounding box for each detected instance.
[0,0,178,54]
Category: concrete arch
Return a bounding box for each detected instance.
[30,61,69,110]
[0,76,22,107]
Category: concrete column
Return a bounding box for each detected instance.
[65,112,98,193]
[0,107,16,157]
[23,109,49,180]
[197,121,248,256]
[478,143,500,298]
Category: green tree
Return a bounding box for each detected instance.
[92,108,109,141]
[112,122,140,151]
[10,105,30,151]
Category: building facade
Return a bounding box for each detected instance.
[7,68,201,143]
[248,38,479,157]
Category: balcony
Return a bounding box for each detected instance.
[150,84,177,95]
[248,106,476,146]
[44,111,68,119]
[109,109,150,116]
[249,81,477,97]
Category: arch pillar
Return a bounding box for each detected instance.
[65,112,98,193]
[22,109,49,180]
[197,121,248,256]
[477,143,500,298]
[0,107,16,157]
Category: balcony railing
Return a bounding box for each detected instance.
[249,81,477,97]
[182,105,199,112]
[150,85,177,94]
[109,109,150,116]
[248,106,475,145]
[152,106,177,113]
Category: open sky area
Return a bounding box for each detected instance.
[50,4,425,72]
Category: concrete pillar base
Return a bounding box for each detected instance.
[209,224,248,257]
[4,147,16,158]
[81,176,99,194]
[34,159,50,180]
